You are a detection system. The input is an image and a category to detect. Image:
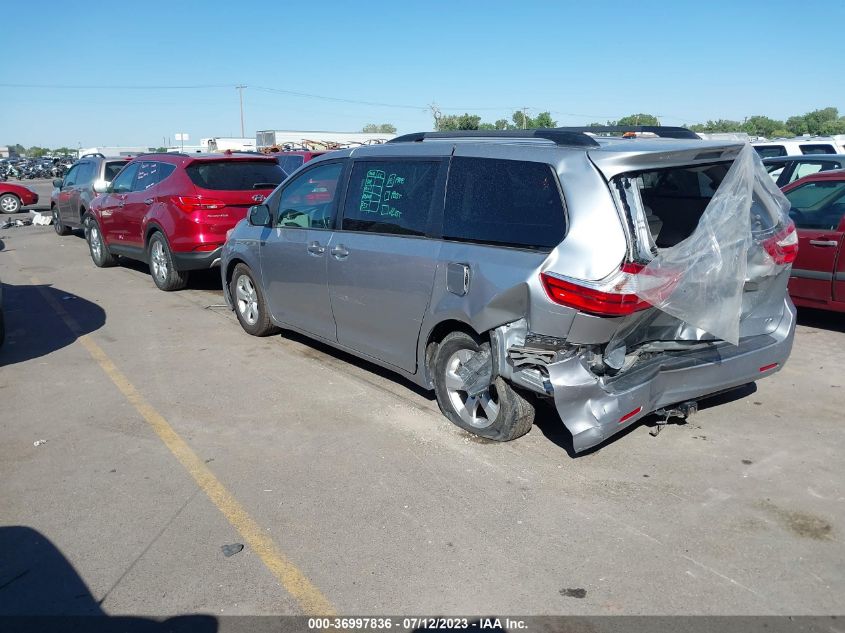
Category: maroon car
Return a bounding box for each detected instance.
[0,182,39,214]
[781,169,845,312]
[85,152,285,291]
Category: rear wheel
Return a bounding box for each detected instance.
[53,205,71,235]
[230,263,279,337]
[84,215,117,267]
[0,194,20,214]
[432,331,534,441]
[148,233,189,291]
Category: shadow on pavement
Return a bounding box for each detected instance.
[796,306,845,334]
[0,282,105,367]
[0,526,218,631]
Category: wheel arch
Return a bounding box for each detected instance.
[420,318,482,387]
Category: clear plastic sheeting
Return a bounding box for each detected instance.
[625,144,793,345]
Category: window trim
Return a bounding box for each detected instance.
[335,157,448,239]
[436,155,569,252]
[273,158,349,231]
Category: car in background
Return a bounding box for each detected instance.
[763,155,845,188]
[85,152,286,291]
[273,150,328,175]
[782,169,845,313]
[753,135,845,158]
[221,128,796,452]
[51,154,130,235]
[0,181,39,214]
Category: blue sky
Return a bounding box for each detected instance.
[1,0,843,148]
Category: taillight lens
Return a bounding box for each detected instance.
[762,222,798,265]
[171,196,226,213]
[541,267,652,317]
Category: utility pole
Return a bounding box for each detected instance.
[236,85,247,138]
[522,107,528,129]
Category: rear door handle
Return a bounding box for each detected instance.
[307,241,325,256]
[330,244,349,260]
[808,239,839,247]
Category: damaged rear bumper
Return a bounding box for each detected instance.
[548,298,796,453]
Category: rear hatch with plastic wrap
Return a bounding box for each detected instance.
[587,142,796,374]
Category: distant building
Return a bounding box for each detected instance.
[0,146,9,158]
[256,130,394,150]
[201,137,256,152]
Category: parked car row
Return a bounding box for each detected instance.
[44,127,807,452]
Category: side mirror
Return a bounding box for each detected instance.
[52,178,63,189]
[92,180,111,194]
[247,204,271,227]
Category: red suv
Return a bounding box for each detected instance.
[85,153,285,290]
[781,169,845,312]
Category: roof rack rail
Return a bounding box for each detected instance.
[389,129,600,147]
[80,152,106,159]
[557,125,700,140]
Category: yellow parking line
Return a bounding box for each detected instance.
[25,271,335,616]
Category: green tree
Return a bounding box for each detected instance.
[9,143,25,157]
[785,115,808,136]
[362,123,397,134]
[510,110,557,129]
[436,113,481,131]
[689,119,744,133]
[54,147,74,156]
[27,146,48,158]
[802,107,838,135]
[742,115,785,137]
[616,113,660,126]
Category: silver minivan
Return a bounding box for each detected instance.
[221,127,797,452]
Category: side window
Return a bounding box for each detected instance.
[754,146,786,158]
[276,162,344,229]
[63,165,80,187]
[764,161,786,182]
[800,144,836,155]
[111,163,139,194]
[341,160,439,236]
[785,181,845,230]
[789,162,825,184]
[104,161,128,181]
[133,161,165,191]
[75,162,95,186]
[444,157,566,250]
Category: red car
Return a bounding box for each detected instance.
[85,153,286,291]
[781,169,845,312]
[0,182,39,214]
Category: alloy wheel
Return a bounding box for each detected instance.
[150,240,168,282]
[443,349,499,429]
[235,275,259,325]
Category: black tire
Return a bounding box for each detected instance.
[84,215,117,268]
[148,232,189,291]
[53,205,71,236]
[0,194,21,214]
[432,331,534,441]
[229,263,279,337]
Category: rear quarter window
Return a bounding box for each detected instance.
[754,146,787,158]
[104,161,128,181]
[443,157,566,250]
[186,160,285,190]
[800,144,836,155]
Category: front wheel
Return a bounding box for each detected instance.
[230,263,279,337]
[433,331,534,441]
[148,233,189,291]
[84,215,117,267]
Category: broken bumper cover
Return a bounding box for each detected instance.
[548,298,796,453]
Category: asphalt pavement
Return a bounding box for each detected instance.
[1,213,843,618]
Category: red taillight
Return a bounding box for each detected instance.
[193,243,219,252]
[762,223,798,265]
[540,270,651,317]
[171,196,226,213]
